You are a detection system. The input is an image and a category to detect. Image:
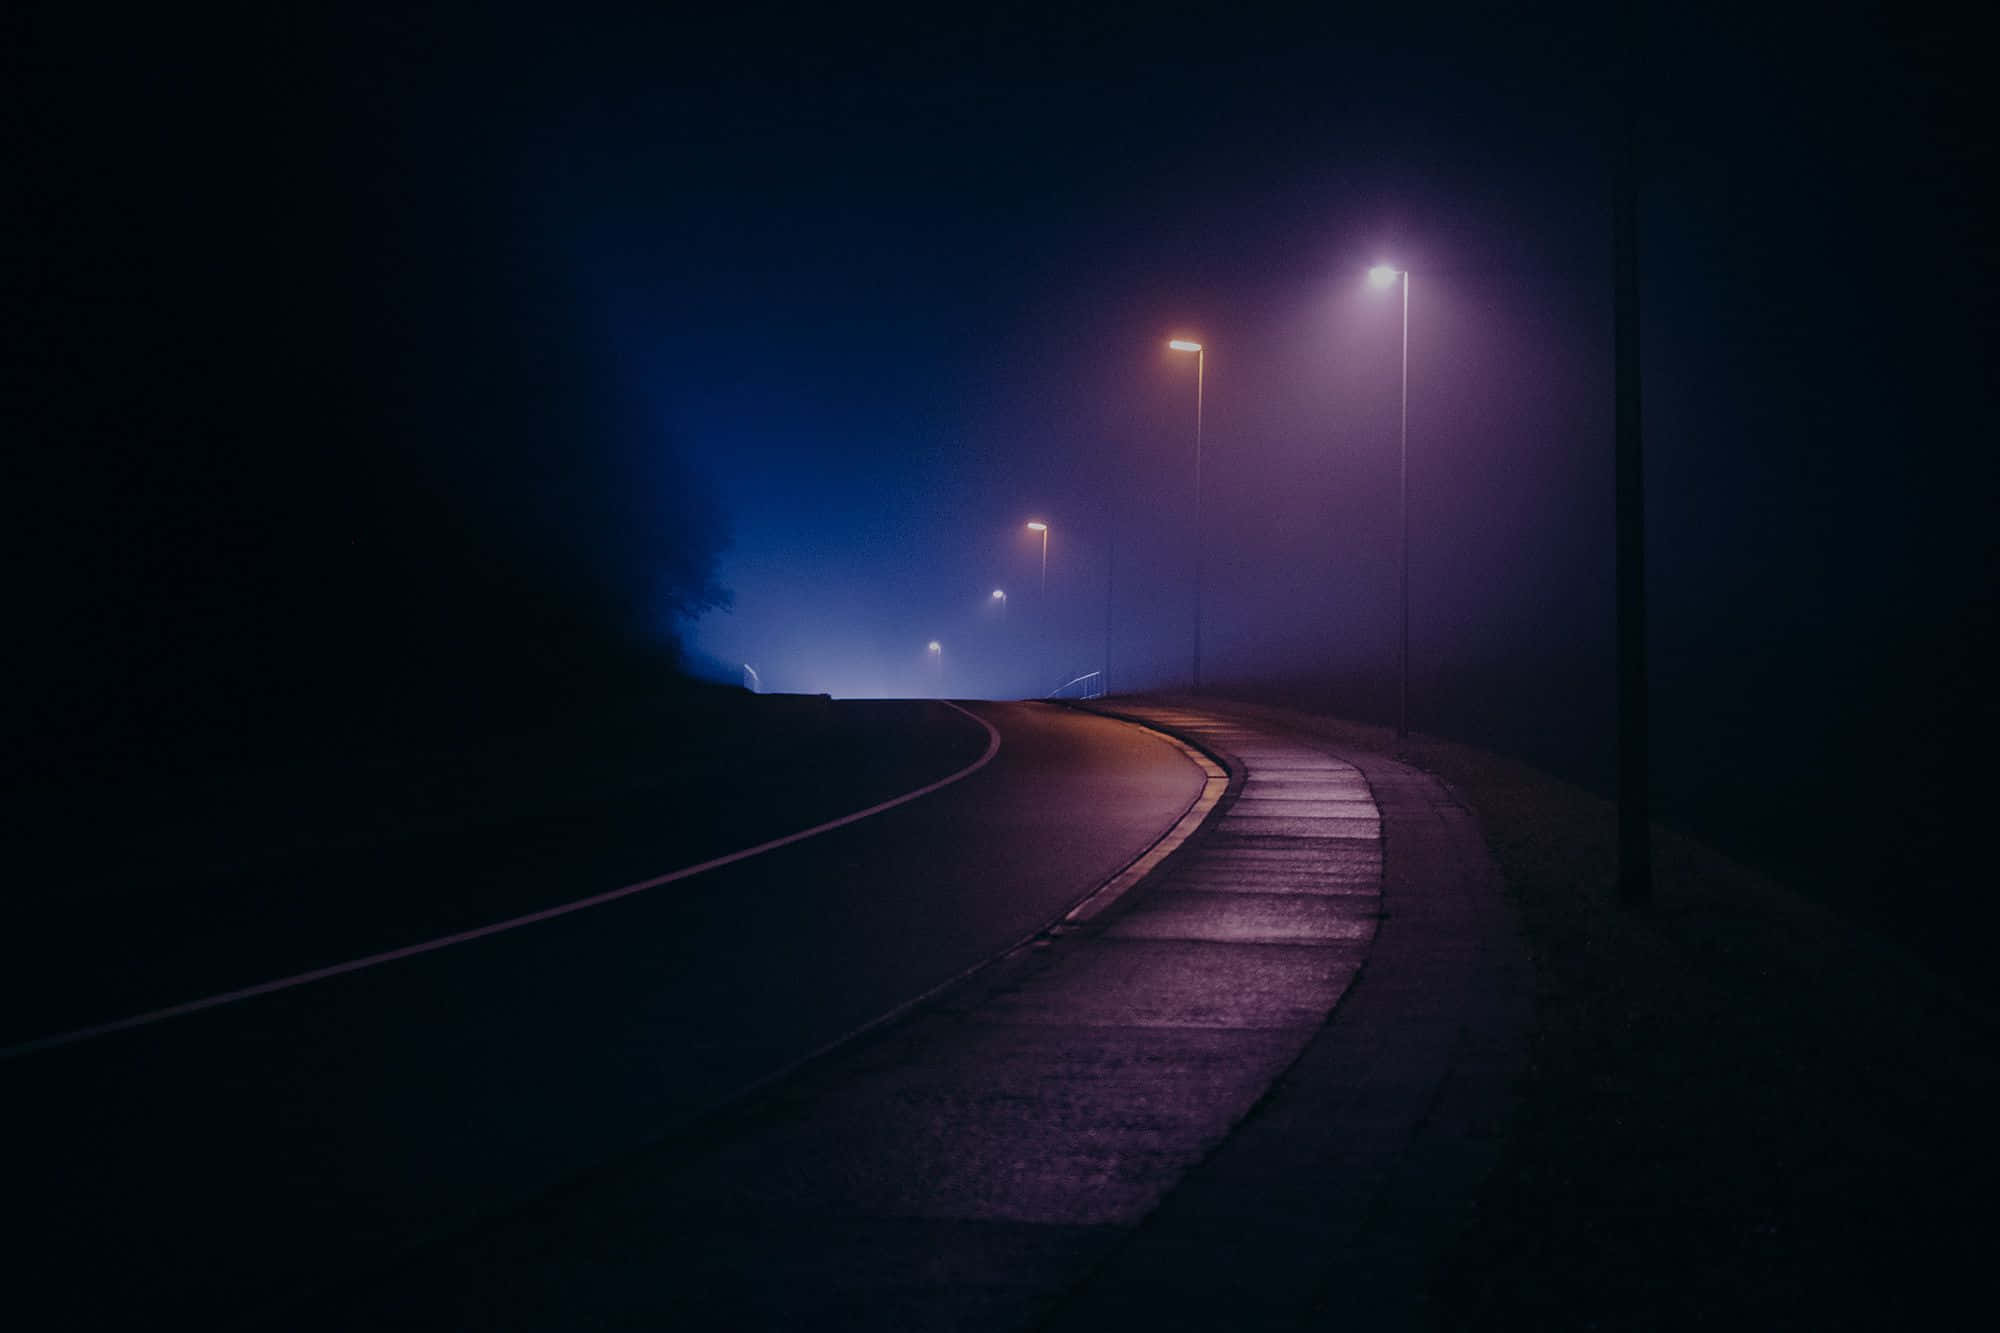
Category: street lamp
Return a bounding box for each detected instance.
[1368,264,1410,739]
[1025,521,1049,594]
[992,588,1007,618]
[1168,338,1205,691]
[928,639,942,690]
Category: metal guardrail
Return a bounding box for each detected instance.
[1046,671,1105,701]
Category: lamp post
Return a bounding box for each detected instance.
[1367,265,1410,740]
[992,588,1007,619]
[1168,339,1205,691]
[928,640,942,692]
[1613,29,1651,906]
[1025,521,1049,595]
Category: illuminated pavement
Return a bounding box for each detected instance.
[3,700,1205,1328]
[307,698,1529,1330]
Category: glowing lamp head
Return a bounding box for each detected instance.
[1168,339,1203,352]
[1026,521,1047,532]
[992,589,1005,599]
[1368,264,1401,289]
[928,640,941,652]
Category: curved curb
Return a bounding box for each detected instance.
[592,699,1232,1138]
[634,701,1226,1142]
[1055,712,1229,928]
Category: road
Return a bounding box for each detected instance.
[1,700,1205,1327]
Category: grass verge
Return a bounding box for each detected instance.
[1186,697,1997,1330]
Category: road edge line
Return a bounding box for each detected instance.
[0,700,1003,1062]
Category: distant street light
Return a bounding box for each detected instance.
[1367,265,1411,739]
[1025,521,1049,594]
[928,639,942,690]
[992,588,1007,618]
[1168,338,1205,691]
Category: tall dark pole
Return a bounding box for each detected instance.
[1614,3,1652,906]
[1192,346,1205,694]
[1397,272,1410,741]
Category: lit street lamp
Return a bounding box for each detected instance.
[1367,265,1411,739]
[928,639,942,690]
[1025,521,1049,594]
[1168,338,1205,691]
[992,588,1007,618]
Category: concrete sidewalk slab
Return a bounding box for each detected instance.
[1104,890,1380,944]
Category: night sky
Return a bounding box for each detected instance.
[11,3,1994,975]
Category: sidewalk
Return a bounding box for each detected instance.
[307,697,1530,1330]
[1053,698,1532,1330]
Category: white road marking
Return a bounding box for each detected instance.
[2,701,1002,1061]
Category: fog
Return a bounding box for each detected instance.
[11,1,1991,981]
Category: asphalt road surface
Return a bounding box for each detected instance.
[3,700,1204,1328]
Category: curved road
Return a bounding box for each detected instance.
[2,701,1204,1327]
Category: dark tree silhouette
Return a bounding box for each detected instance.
[6,2,735,785]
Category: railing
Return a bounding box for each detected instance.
[1046,671,1105,701]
